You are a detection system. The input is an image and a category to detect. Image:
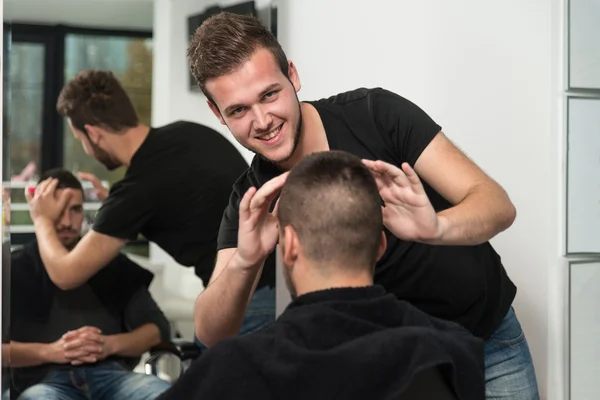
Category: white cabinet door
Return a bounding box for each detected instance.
[570,261,600,399]
[569,0,600,89]
[567,97,600,254]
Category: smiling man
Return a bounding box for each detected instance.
[187,12,538,400]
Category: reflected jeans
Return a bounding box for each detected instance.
[14,362,170,400]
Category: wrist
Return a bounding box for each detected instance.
[38,343,55,364]
[230,251,264,272]
[431,215,448,244]
[33,216,53,228]
[104,335,119,357]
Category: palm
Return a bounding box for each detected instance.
[238,204,279,264]
[364,160,439,242]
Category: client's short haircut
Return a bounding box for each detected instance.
[38,169,84,195]
[278,150,383,270]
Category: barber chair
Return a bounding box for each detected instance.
[396,366,458,400]
[145,338,202,382]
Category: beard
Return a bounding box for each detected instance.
[88,138,121,170]
[259,102,303,166]
[58,231,81,250]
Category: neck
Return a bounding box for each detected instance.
[113,124,151,167]
[279,102,329,171]
[293,264,374,297]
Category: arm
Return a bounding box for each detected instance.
[119,287,170,356]
[195,174,286,347]
[194,248,265,348]
[33,221,126,290]
[7,341,65,368]
[105,324,161,358]
[6,341,47,367]
[414,132,516,245]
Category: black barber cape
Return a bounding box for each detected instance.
[158,286,485,400]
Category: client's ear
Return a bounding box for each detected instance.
[376,231,387,261]
[282,225,299,266]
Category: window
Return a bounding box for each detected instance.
[8,42,45,178]
[3,24,152,248]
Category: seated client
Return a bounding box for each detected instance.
[8,169,171,400]
[157,150,485,400]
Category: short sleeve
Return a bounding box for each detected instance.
[92,179,155,240]
[371,88,442,166]
[216,189,241,250]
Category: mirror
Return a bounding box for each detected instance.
[2,20,11,399]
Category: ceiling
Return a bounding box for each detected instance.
[4,0,154,31]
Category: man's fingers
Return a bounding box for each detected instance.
[364,160,410,187]
[63,326,102,342]
[42,178,58,197]
[34,179,50,198]
[239,186,258,219]
[77,172,96,183]
[57,188,74,210]
[401,163,423,187]
[249,172,289,211]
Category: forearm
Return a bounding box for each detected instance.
[430,184,516,246]
[33,218,70,281]
[8,341,52,367]
[194,252,264,348]
[106,324,161,358]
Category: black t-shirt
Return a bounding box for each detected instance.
[93,121,249,285]
[217,88,516,338]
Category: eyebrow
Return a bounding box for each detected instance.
[224,83,282,115]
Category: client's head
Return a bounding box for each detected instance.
[277,150,387,298]
[37,169,85,249]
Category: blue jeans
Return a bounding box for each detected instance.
[15,362,171,400]
[195,285,275,349]
[484,307,539,399]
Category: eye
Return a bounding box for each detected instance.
[231,107,245,116]
[263,91,278,100]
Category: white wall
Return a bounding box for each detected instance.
[152,0,565,398]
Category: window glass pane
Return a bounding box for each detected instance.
[8,42,45,180]
[63,34,153,187]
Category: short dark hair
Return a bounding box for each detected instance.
[187,12,288,103]
[38,169,83,195]
[57,70,138,132]
[278,151,383,271]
